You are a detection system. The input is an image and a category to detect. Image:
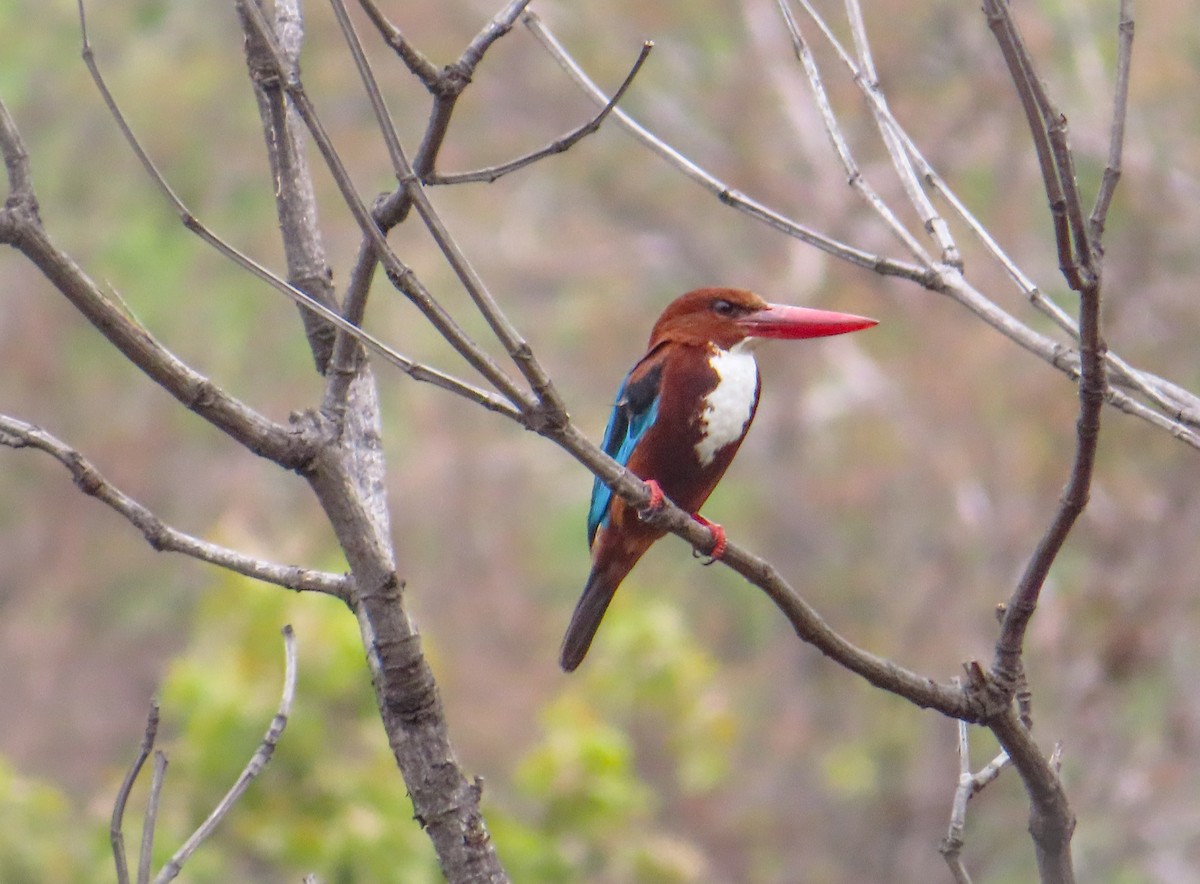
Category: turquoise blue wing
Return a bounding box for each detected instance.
[587,360,663,546]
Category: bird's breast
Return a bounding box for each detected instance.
[694,342,759,467]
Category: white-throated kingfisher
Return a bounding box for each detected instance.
[560,287,877,672]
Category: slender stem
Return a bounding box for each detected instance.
[523,10,930,283]
[777,0,934,267]
[154,626,298,883]
[110,700,160,884]
[0,414,352,597]
[138,752,168,884]
[329,0,566,419]
[1088,0,1133,244]
[238,0,531,411]
[427,42,653,185]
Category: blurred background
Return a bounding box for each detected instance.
[2,0,1199,881]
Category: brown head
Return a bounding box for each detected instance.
[648,287,877,351]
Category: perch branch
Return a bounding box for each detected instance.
[541,422,987,721]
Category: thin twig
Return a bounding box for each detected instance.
[138,751,168,884]
[812,0,963,268]
[154,625,298,884]
[111,699,160,884]
[940,718,975,884]
[776,0,934,266]
[237,0,532,412]
[328,0,567,420]
[1087,0,1133,244]
[983,2,1082,289]
[0,414,352,598]
[522,10,931,284]
[427,41,653,185]
[788,0,1198,433]
[458,0,534,75]
[941,713,1013,878]
[356,0,440,87]
[77,1,516,420]
[0,96,33,200]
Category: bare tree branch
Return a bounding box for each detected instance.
[987,0,1109,686]
[228,7,512,879]
[240,0,340,371]
[0,414,351,598]
[523,10,930,284]
[154,625,298,884]
[327,0,569,423]
[426,41,654,185]
[777,0,936,266]
[1,105,311,471]
[782,0,1200,434]
[235,1,531,413]
[1088,0,1133,244]
[139,752,168,884]
[72,1,518,422]
[111,700,160,884]
[338,1,538,395]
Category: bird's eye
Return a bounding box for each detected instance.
[711,299,736,317]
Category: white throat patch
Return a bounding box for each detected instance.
[695,340,758,467]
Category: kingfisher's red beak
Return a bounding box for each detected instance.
[739,303,878,340]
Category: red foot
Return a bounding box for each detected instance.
[641,479,664,512]
[692,513,726,562]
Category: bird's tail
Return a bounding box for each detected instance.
[559,564,621,672]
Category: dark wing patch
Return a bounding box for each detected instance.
[587,359,664,546]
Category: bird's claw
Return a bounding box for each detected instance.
[637,479,664,519]
[691,514,726,564]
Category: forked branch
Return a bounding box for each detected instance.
[109,627,297,884]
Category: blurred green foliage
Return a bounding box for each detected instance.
[0,574,740,882]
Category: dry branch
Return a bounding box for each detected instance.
[426,41,653,185]
[154,625,298,883]
[111,700,160,884]
[0,414,349,598]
